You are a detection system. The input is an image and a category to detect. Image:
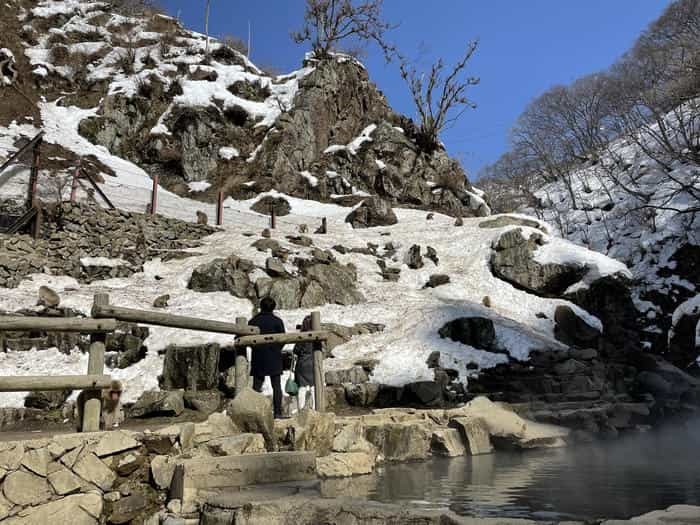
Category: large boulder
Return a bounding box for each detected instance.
[490,228,585,296]
[438,317,499,352]
[301,262,365,306]
[554,305,602,347]
[250,195,291,216]
[345,197,398,228]
[276,409,336,456]
[3,493,102,525]
[161,344,220,391]
[188,255,255,298]
[364,422,431,462]
[24,389,71,410]
[316,452,375,478]
[130,390,185,418]
[227,388,275,450]
[448,417,493,455]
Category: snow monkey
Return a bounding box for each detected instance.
[75,379,125,431]
[101,379,125,429]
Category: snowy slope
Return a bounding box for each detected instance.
[0,0,638,407]
[0,193,611,407]
[518,111,700,354]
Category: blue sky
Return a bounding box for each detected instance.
[159,0,670,177]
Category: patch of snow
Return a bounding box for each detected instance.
[80,256,129,268]
[219,146,240,160]
[300,170,318,187]
[187,181,212,193]
[324,124,377,155]
[670,294,700,347]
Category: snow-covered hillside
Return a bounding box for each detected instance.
[519,111,699,363]
[0,197,627,406]
[0,0,642,411]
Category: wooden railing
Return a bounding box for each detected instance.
[0,313,117,432]
[92,294,332,411]
[0,294,333,432]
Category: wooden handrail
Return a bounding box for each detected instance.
[234,330,330,347]
[0,316,118,333]
[92,303,259,336]
[80,168,116,209]
[0,374,112,392]
[0,131,44,174]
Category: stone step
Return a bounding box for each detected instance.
[175,451,317,493]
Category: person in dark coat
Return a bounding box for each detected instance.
[293,315,321,410]
[248,296,286,417]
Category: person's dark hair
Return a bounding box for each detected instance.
[260,296,276,313]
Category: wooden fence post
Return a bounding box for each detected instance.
[320,217,327,234]
[270,202,276,229]
[82,293,109,432]
[311,311,325,412]
[26,139,41,208]
[217,190,224,226]
[235,316,249,394]
[70,168,80,202]
[32,205,42,239]
[150,174,159,215]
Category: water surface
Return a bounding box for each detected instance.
[324,422,700,521]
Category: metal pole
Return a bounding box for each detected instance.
[311,311,325,412]
[235,316,249,395]
[217,190,224,226]
[270,202,276,229]
[150,174,158,215]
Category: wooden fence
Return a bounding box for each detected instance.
[0,294,332,433]
[0,313,117,432]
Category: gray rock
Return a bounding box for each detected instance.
[405,245,423,269]
[479,215,546,231]
[251,195,291,216]
[130,390,185,418]
[188,255,254,299]
[554,305,602,347]
[345,197,398,228]
[265,257,287,277]
[227,388,274,450]
[424,274,450,288]
[490,228,585,296]
[161,344,220,391]
[25,389,71,410]
[184,390,222,414]
[438,317,498,352]
[325,366,369,385]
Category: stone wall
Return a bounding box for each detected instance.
[0,201,216,287]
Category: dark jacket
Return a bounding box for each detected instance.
[248,312,286,376]
[293,341,321,387]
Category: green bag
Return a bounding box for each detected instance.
[285,355,299,396]
[285,376,299,396]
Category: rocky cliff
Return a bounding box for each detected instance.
[4,0,486,217]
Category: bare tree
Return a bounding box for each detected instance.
[398,41,479,153]
[292,0,394,59]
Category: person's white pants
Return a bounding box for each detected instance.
[297,386,315,411]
